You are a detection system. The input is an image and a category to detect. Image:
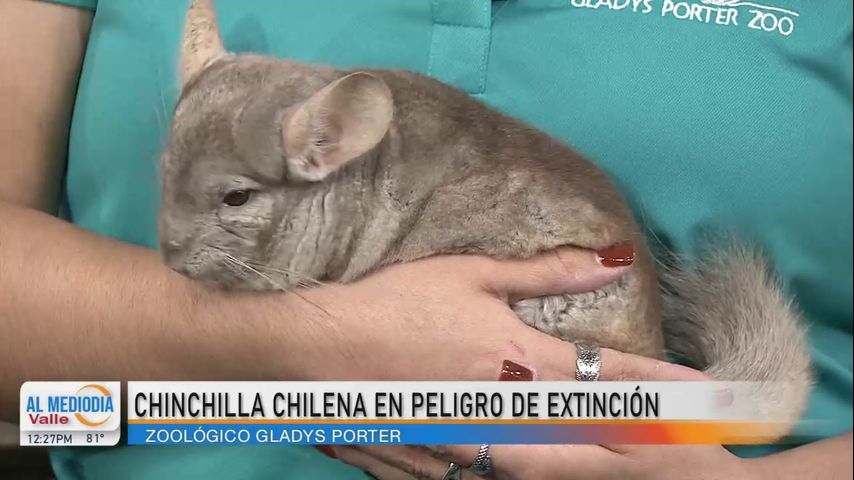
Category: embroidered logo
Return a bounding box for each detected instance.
[569,0,800,36]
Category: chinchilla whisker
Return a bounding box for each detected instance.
[223,254,286,291]
[223,255,331,316]
[244,262,324,287]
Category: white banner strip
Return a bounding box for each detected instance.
[127,381,778,422]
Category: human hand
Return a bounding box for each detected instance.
[325,352,714,479]
[267,245,705,382]
[331,443,752,480]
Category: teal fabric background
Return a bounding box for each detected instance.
[37,0,854,478]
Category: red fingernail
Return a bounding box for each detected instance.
[597,242,635,267]
[315,445,337,459]
[500,360,534,381]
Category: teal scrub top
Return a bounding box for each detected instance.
[39,0,853,479]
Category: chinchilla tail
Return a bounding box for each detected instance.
[659,241,812,440]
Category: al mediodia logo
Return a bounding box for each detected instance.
[25,383,116,427]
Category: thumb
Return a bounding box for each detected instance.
[485,244,634,303]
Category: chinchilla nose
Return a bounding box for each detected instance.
[159,239,189,272]
[161,238,184,256]
[158,217,192,272]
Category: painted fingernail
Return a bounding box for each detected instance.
[597,242,635,267]
[315,445,337,459]
[500,360,534,381]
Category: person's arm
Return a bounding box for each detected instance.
[1,193,642,421]
[1,192,645,417]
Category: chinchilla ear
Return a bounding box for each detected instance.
[180,0,227,87]
[282,72,394,182]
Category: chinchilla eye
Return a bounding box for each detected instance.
[222,189,251,207]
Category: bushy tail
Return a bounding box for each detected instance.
[660,243,812,438]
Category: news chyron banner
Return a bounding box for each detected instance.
[127,382,788,446]
[20,382,121,447]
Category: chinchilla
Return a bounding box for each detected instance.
[158,0,811,438]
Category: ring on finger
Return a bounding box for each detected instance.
[468,444,492,475]
[575,341,601,382]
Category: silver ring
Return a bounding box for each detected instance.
[442,461,462,480]
[469,444,492,475]
[575,341,601,381]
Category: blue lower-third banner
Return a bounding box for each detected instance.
[127,421,779,446]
